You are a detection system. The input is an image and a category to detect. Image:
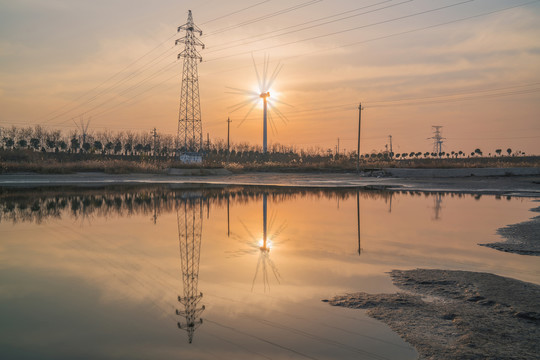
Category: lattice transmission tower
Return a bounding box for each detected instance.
[175,10,204,154]
[428,126,445,157]
[176,198,205,343]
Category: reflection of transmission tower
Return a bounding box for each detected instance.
[428,126,445,157]
[432,193,443,220]
[176,199,205,343]
[175,10,204,153]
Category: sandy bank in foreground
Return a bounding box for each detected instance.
[327,269,540,360]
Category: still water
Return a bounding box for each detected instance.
[0,186,538,360]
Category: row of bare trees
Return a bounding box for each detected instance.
[0,125,526,163]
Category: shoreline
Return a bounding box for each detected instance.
[327,269,540,360]
[480,202,540,256]
[0,171,539,197]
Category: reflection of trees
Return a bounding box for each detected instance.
[0,186,490,224]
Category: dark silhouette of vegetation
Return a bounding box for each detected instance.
[0,124,537,174]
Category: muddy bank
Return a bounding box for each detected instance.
[1,173,539,197]
[480,203,540,256]
[327,269,540,360]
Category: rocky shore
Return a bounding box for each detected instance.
[327,269,540,360]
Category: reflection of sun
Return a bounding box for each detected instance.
[259,238,272,250]
[230,195,287,292]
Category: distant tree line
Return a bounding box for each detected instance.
[0,125,527,165]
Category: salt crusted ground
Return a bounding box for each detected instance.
[327,269,540,360]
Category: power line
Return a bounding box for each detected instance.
[205,0,476,62]
[53,60,178,127]
[205,0,412,54]
[283,0,540,64]
[41,1,540,127]
[199,0,271,25]
[366,83,540,108]
[10,2,539,135]
[202,0,323,37]
[40,46,178,127]
[39,33,178,125]
[38,2,294,127]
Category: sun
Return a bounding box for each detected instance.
[227,55,290,153]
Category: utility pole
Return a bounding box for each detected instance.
[176,10,204,155]
[206,132,210,151]
[226,117,232,153]
[337,137,340,156]
[356,103,363,173]
[151,128,158,158]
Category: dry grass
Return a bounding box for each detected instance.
[1,149,538,174]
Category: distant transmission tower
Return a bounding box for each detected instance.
[73,116,91,145]
[176,198,205,343]
[175,10,204,154]
[428,126,445,157]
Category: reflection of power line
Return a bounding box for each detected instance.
[176,199,205,343]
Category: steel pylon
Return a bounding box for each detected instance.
[175,10,204,153]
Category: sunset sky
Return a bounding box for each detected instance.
[1,0,539,155]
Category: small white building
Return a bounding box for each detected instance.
[179,152,203,164]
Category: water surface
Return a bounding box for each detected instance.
[0,186,538,359]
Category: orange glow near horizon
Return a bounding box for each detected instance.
[0,1,539,154]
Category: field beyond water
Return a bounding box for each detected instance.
[1,149,539,174]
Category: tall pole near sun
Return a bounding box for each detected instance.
[175,10,204,154]
[261,92,270,153]
[228,56,286,156]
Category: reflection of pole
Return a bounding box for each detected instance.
[357,191,362,255]
[227,195,230,237]
[263,194,267,245]
[252,192,280,292]
[433,193,443,220]
[153,192,158,224]
[176,200,205,343]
